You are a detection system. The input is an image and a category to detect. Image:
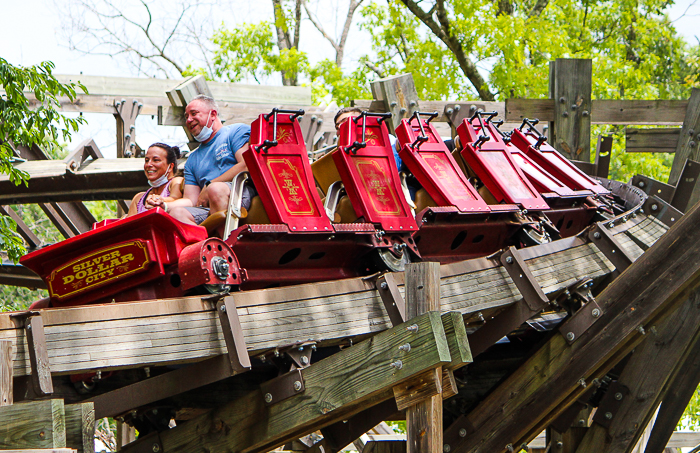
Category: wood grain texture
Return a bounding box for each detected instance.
[0,339,11,406]
[669,88,700,186]
[549,59,592,161]
[626,128,680,153]
[64,403,95,453]
[0,399,66,450]
[574,288,700,453]
[123,312,451,453]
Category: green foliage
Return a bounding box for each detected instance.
[0,58,87,263]
[308,59,371,105]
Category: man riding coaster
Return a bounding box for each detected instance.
[155,95,255,228]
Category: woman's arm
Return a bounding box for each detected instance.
[125,192,144,217]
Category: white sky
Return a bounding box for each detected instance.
[1,0,699,157]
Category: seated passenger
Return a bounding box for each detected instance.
[169,95,255,225]
[126,143,184,217]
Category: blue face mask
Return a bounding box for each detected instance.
[194,111,214,142]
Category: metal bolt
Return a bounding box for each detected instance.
[591,308,601,318]
[637,325,646,335]
[459,428,467,437]
[26,324,31,331]
[605,411,613,420]
[593,232,601,239]
[557,441,563,448]
[446,108,454,115]
[559,97,566,103]
[690,141,696,148]
[380,282,388,290]
[264,393,273,403]
[220,305,226,313]
[444,444,451,452]
[390,101,397,107]
[608,222,615,228]
[651,203,659,211]
[274,350,280,357]
[638,181,645,188]
[454,104,461,111]
[578,419,586,426]
[294,381,303,391]
[409,100,417,107]
[301,356,309,365]
[506,444,515,452]
[582,110,590,117]
[562,111,569,118]
[406,324,419,333]
[505,256,513,264]
[398,343,411,352]
[566,332,575,342]
[400,107,407,114]
[690,129,695,136]
[390,360,403,370]
[614,392,623,401]
[152,443,161,452]
[571,104,578,110]
[578,378,587,388]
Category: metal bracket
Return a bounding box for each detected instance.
[285,342,316,370]
[631,174,675,203]
[10,311,53,395]
[500,246,548,311]
[592,381,630,428]
[216,298,252,375]
[559,300,604,345]
[443,415,477,453]
[375,273,406,327]
[588,223,634,272]
[260,369,305,406]
[643,195,683,228]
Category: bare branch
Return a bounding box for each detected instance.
[528,0,549,18]
[364,61,385,78]
[293,0,303,49]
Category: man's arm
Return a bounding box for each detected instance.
[210,143,249,183]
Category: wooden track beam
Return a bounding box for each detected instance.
[443,197,700,453]
[121,311,452,453]
[574,287,700,453]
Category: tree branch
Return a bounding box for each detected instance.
[400,0,495,100]
[528,0,549,18]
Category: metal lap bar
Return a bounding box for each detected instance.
[10,311,53,395]
[216,297,252,374]
[500,246,548,311]
[346,111,392,154]
[258,108,305,153]
[588,223,634,272]
[408,110,439,150]
[519,118,547,149]
[375,273,406,326]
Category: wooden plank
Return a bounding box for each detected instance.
[64,403,95,453]
[443,196,700,453]
[549,58,592,161]
[505,99,689,125]
[364,440,407,453]
[0,340,11,406]
[0,399,66,450]
[668,88,700,186]
[404,262,442,453]
[122,312,451,453]
[625,128,680,153]
[574,287,700,453]
[370,74,420,131]
[157,104,336,134]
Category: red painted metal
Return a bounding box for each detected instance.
[509,125,610,195]
[334,113,418,232]
[246,110,333,233]
[20,209,239,307]
[178,238,242,290]
[395,113,490,213]
[456,113,549,211]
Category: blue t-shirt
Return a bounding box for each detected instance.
[184,124,251,188]
[388,134,403,171]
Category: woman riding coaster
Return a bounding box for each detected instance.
[126,143,184,216]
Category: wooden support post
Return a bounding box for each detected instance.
[121,311,452,453]
[404,262,442,453]
[668,88,700,187]
[0,399,66,449]
[65,403,95,453]
[574,287,700,453]
[166,75,213,150]
[370,74,420,132]
[364,440,408,453]
[0,340,12,407]
[443,197,700,453]
[116,421,136,450]
[549,59,592,161]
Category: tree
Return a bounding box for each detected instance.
[0,58,86,263]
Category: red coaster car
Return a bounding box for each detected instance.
[21,209,242,307]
